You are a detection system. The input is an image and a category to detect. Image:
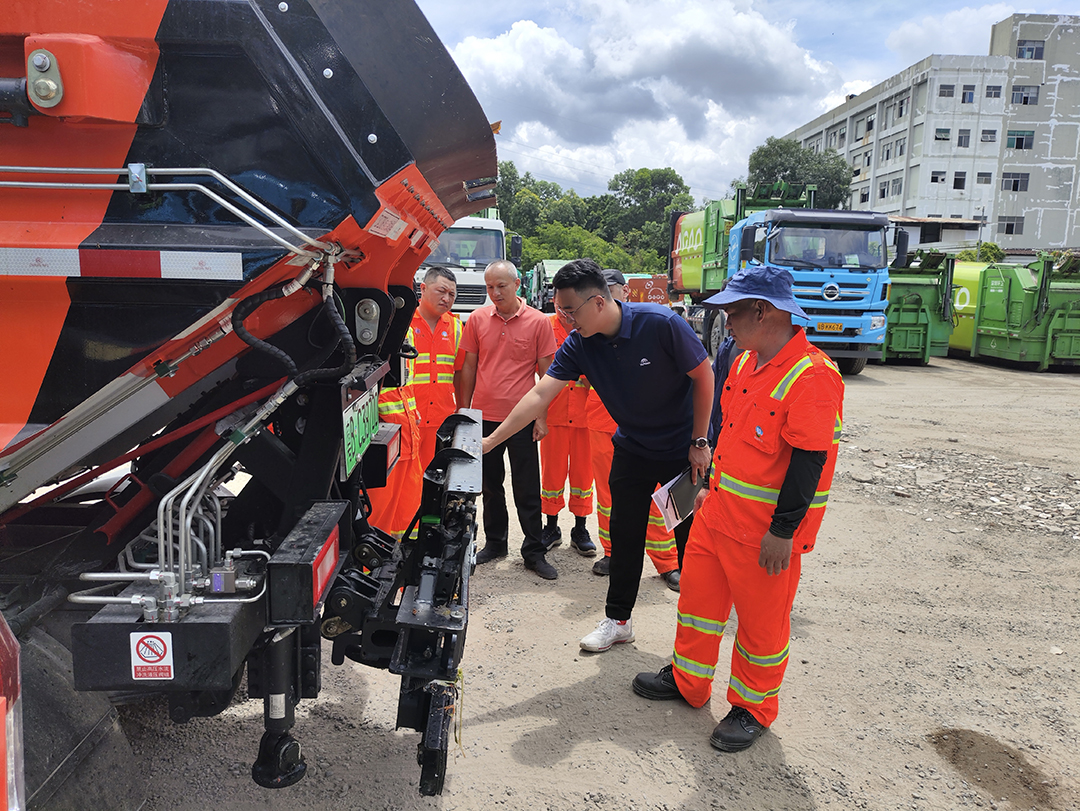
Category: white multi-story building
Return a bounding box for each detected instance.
[785,14,1080,250]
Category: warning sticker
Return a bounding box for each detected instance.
[367,208,408,241]
[130,632,174,680]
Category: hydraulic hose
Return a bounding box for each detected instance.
[293,289,357,387]
[232,284,301,377]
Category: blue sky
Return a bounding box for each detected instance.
[414,1,1067,202]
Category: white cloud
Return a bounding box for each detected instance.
[448,0,846,201]
[885,4,1016,63]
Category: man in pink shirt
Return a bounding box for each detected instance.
[458,260,560,579]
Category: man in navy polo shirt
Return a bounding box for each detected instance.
[481,259,714,652]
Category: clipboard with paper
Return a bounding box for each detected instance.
[650,467,707,532]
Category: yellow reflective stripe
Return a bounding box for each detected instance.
[673,651,716,680]
[435,373,455,383]
[809,488,829,509]
[833,413,842,444]
[770,357,814,400]
[412,372,433,384]
[597,505,611,517]
[821,354,840,375]
[598,526,611,541]
[735,638,789,667]
[541,488,564,499]
[718,473,779,505]
[379,401,407,416]
[678,612,727,637]
[645,536,676,552]
[436,354,455,364]
[735,351,751,374]
[569,485,593,498]
[647,514,666,527]
[728,674,782,704]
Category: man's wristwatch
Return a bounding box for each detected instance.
[692,437,709,449]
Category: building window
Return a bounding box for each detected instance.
[891,178,903,196]
[882,142,892,162]
[897,97,907,117]
[953,172,966,190]
[981,129,997,142]
[962,85,975,103]
[950,214,963,219]
[986,85,1001,98]
[859,188,870,203]
[896,137,906,157]
[1001,172,1030,192]
[997,216,1024,235]
[864,151,872,167]
[977,172,992,185]
[879,181,888,200]
[1016,40,1044,59]
[935,128,951,141]
[866,113,875,133]
[855,118,865,139]
[957,129,971,148]
[1011,85,1039,105]
[828,131,837,148]
[931,171,947,183]
[939,84,955,98]
[1007,130,1035,149]
[927,214,943,218]
[838,126,846,148]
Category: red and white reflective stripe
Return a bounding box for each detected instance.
[0,247,244,281]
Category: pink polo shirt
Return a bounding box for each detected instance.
[461,299,558,422]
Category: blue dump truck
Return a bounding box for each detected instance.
[670,185,896,375]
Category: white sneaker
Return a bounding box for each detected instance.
[579,617,634,652]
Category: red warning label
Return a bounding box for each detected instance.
[130,632,174,680]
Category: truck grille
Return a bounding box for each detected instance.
[455,285,487,306]
[793,280,871,304]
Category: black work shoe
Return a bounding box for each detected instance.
[592,555,611,576]
[475,545,507,565]
[632,663,686,702]
[660,569,681,592]
[569,526,597,557]
[710,706,767,752]
[525,556,558,580]
[541,523,562,551]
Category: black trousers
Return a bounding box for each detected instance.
[606,443,694,620]
[481,419,545,563]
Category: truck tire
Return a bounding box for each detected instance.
[837,355,867,376]
[705,309,727,357]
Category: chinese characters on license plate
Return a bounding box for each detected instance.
[341,386,379,478]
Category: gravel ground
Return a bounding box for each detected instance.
[120,356,1080,811]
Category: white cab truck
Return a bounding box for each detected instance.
[415,214,518,318]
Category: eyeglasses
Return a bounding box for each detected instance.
[555,294,600,323]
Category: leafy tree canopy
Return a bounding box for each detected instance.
[747,137,851,210]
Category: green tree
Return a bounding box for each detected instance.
[608,167,691,233]
[495,160,521,220]
[747,137,851,209]
[510,188,543,238]
[955,242,1005,263]
[542,190,586,228]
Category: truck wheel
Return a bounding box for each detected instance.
[837,356,867,376]
[705,310,726,357]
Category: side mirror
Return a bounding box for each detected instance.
[739,226,757,263]
[891,230,910,268]
[510,235,523,268]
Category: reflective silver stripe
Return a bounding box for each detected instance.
[770,357,814,400]
[718,473,779,505]
[645,536,676,552]
[809,489,829,508]
[673,651,715,680]
[833,413,842,444]
[570,485,594,498]
[735,351,751,374]
[599,527,611,541]
[678,611,726,637]
[735,637,789,667]
[598,505,611,517]
[541,488,564,499]
[647,514,666,527]
[728,675,781,704]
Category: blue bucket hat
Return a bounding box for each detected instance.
[703,266,808,319]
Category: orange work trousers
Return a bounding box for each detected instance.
[367,452,424,540]
[671,518,802,726]
[589,429,677,574]
[540,425,593,517]
[417,425,440,472]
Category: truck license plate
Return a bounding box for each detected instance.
[816,322,843,333]
[341,386,380,478]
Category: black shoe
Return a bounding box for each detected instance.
[541,524,562,551]
[475,545,507,565]
[710,706,767,752]
[632,663,685,702]
[525,556,558,580]
[592,555,610,576]
[569,526,597,557]
[660,569,681,592]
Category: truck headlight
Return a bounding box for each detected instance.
[870,315,886,330]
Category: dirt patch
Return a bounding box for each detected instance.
[929,728,1055,809]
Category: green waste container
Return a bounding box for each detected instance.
[884,255,955,364]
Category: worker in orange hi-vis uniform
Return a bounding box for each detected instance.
[539,310,596,557]
[411,267,464,468]
[366,322,424,540]
[633,265,844,754]
[586,269,679,590]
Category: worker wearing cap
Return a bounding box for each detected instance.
[633,265,844,753]
[587,268,680,590]
[367,323,423,540]
[539,308,597,557]
[411,267,464,467]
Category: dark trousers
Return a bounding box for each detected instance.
[481,419,545,563]
[607,443,694,620]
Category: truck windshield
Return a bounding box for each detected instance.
[770,227,886,270]
[427,228,504,268]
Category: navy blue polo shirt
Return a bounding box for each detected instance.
[547,301,707,461]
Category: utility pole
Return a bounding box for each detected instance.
[975,205,986,260]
